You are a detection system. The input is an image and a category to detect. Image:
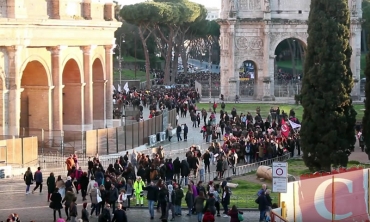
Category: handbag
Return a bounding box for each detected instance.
[97,192,102,203]
[238,211,244,221]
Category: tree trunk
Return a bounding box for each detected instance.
[181,45,188,75]
[160,28,175,84]
[173,43,180,79]
[138,27,151,89]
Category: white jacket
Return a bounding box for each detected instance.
[87,179,96,194]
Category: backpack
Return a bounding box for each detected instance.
[360,134,364,142]
[245,145,251,154]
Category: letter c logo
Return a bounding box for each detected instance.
[314,178,353,220]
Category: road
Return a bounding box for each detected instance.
[187,59,220,74]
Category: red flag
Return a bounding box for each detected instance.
[281,119,289,138]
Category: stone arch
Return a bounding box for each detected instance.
[62,58,83,130]
[91,53,106,79]
[20,60,51,131]
[270,33,308,56]
[61,54,84,83]
[92,58,106,128]
[19,55,52,86]
[272,36,307,98]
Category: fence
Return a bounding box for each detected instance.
[0,137,38,167]
[19,109,177,156]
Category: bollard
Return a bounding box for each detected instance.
[281,201,287,219]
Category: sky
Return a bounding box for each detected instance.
[115,0,221,9]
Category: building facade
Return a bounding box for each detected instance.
[206,7,220,21]
[0,0,121,136]
[219,0,362,100]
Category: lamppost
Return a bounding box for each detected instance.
[116,34,125,87]
[208,45,212,111]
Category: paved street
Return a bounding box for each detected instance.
[187,59,220,74]
[0,190,260,221]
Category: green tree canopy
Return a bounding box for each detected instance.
[300,0,357,171]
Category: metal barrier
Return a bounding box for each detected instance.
[271,210,289,222]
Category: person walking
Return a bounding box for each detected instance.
[69,197,78,222]
[183,124,188,141]
[176,124,182,141]
[32,167,43,194]
[62,187,76,221]
[168,124,173,142]
[112,204,128,222]
[185,185,194,216]
[47,172,56,202]
[133,176,145,206]
[143,181,159,219]
[109,184,119,214]
[79,172,89,201]
[194,191,206,222]
[256,190,269,222]
[56,175,66,199]
[81,202,89,222]
[165,184,176,221]
[90,182,101,217]
[24,167,33,195]
[49,188,63,222]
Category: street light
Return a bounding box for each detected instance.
[208,45,212,111]
[115,34,125,87]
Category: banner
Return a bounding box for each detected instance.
[281,119,290,138]
[296,170,369,222]
[288,119,301,129]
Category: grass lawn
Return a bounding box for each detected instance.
[137,179,274,208]
[277,54,366,77]
[287,159,370,177]
[114,69,147,81]
[276,60,303,72]
[197,103,365,121]
[361,53,366,77]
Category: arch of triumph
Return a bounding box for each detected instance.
[0,0,120,136]
[219,0,362,101]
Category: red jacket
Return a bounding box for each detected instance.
[202,211,215,222]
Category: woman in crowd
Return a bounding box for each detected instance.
[49,188,63,222]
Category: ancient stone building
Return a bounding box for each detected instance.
[219,0,362,100]
[0,0,121,136]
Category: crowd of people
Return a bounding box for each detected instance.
[16,88,303,222]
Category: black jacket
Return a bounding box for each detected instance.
[143,185,159,202]
[173,158,181,174]
[180,160,190,177]
[112,209,128,222]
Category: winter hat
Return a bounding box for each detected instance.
[67,176,71,180]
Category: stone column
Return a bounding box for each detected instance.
[228,19,237,101]
[82,0,92,20]
[104,45,113,128]
[104,3,114,21]
[48,46,63,131]
[81,46,93,130]
[50,0,61,19]
[5,46,21,136]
